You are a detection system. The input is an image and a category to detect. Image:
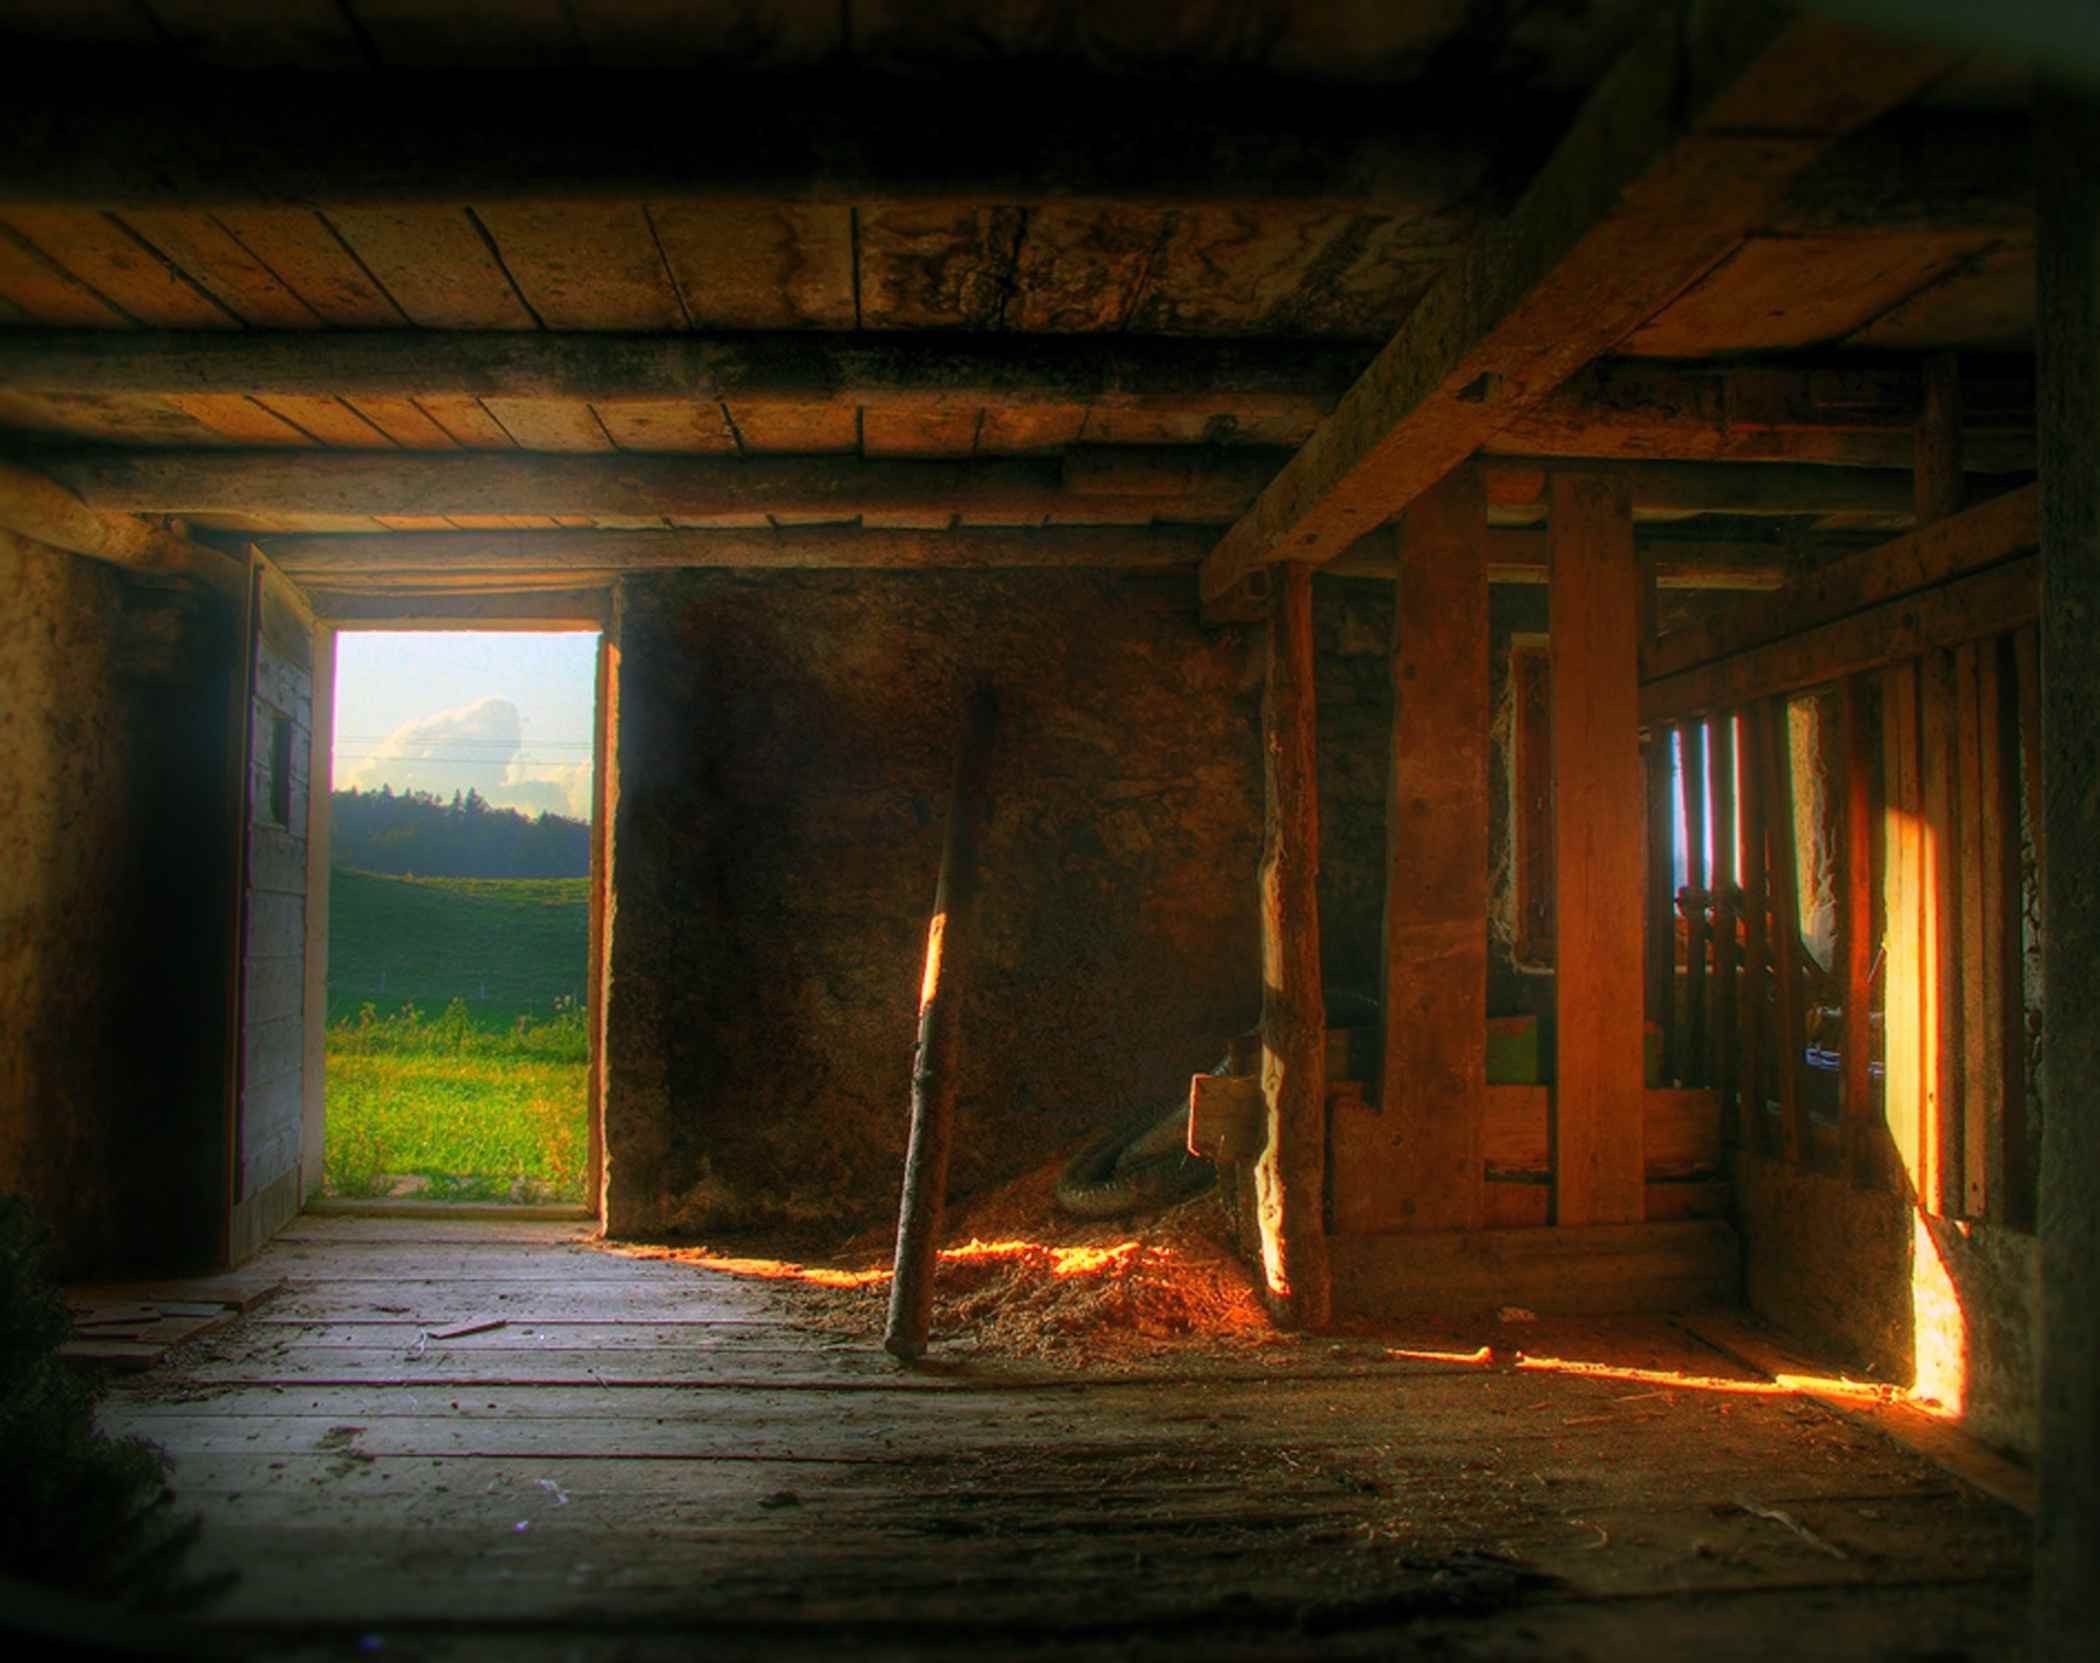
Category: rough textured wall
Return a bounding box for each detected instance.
[1736,1150,2039,1460]
[0,531,238,1276]
[603,569,1270,1238]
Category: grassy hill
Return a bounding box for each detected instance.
[327,867,589,1030]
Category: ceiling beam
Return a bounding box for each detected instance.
[0,457,243,593]
[0,71,1517,214]
[29,446,1962,528]
[1197,6,1958,605]
[257,524,1786,594]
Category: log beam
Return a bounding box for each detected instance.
[1255,563,1329,1330]
[1197,9,1952,604]
[0,457,242,592]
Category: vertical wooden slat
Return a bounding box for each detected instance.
[1549,473,1645,1226]
[1257,563,1330,1328]
[1918,646,1961,1214]
[1881,661,1924,1203]
[1709,715,1739,1120]
[1377,468,1488,1232]
[1678,720,1710,1088]
[1956,641,1992,1218]
[2012,623,2044,872]
[587,634,616,1222]
[1645,724,1678,1086]
[1761,698,1809,1164]
[1840,676,1881,1187]
[1995,635,2033,1231]
[1916,352,1966,525]
[1736,705,1769,1154]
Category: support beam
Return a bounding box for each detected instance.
[1255,564,1329,1330]
[1550,473,1647,1225]
[1198,8,1953,603]
[2034,85,2100,1663]
[38,446,1956,530]
[1374,468,1488,1232]
[0,457,242,592]
[262,523,1794,592]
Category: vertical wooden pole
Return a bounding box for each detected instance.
[1257,563,1329,1327]
[1919,647,1960,1213]
[1377,468,1488,1232]
[1881,661,1924,1201]
[1916,352,1966,526]
[1761,699,1809,1165]
[1709,715,1739,1107]
[1646,725,1678,1086]
[299,623,335,1208]
[1549,472,1645,1226]
[1678,720,1710,1088]
[2036,90,2100,1662]
[1736,705,1769,1154]
[1840,676,1881,1187]
[885,688,997,1362]
[1956,641,1995,1220]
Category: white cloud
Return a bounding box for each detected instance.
[341,696,591,820]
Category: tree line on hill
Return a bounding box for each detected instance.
[331,787,590,878]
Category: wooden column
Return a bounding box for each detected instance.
[1256,563,1330,1328]
[2035,86,2100,1663]
[1376,467,1488,1232]
[1549,473,1646,1225]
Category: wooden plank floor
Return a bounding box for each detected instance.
[97,1215,2030,1660]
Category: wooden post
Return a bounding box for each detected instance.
[884,688,998,1362]
[1377,467,1488,1233]
[1881,661,1924,1200]
[1708,715,1739,1108]
[1761,699,1810,1165]
[1678,720,1710,1087]
[1736,705,1769,1154]
[1256,563,1330,1328]
[2036,89,2100,1663]
[1549,472,1645,1225]
[1645,726,1678,1086]
[1919,647,1960,1212]
[1840,676,1880,1187]
[1916,352,1965,526]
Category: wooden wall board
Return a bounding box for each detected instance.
[1328,1221,1740,1317]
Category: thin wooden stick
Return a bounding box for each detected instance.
[1679,720,1710,1087]
[884,687,998,1362]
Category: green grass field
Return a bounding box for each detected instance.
[324,870,590,1202]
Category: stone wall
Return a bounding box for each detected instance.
[0,531,239,1276]
[601,568,1296,1238]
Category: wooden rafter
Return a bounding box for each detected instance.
[1198,8,1956,604]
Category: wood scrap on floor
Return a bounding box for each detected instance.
[59,1276,284,1371]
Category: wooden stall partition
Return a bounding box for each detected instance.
[1374,468,1489,1232]
[1548,472,1645,1225]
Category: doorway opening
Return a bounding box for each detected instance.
[318,628,607,1213]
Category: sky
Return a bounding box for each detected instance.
[332,631,599,821]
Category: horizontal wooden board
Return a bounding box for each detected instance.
[1329,1222,1740,1318]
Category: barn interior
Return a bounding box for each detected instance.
[0,2,2093,1658]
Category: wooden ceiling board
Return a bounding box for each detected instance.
[569,0,844,66]
[344,397,465,449]
[726,402,860,453]
[647,203,857,330]
[593,401,740,454]
[447,515,565,530]
[1847,241,2037,352]
[414,396,518,449]
[861,404,981,458]
[325,207,537,328]
[1122,206,1454,338]
[471,202,686,330]
[476,398,616,452]
[0,1,163,48]
[143,1,369,67]
[855,205,1031,331]
[372,516,460,531]
[975,405,1089,454]
[349,0,581,66]
[0,389,228,447]
[161,394,315,447]
[252,395,397,448]
[0,225,132,325]
[211,210,407,327]
[0,210,234,328]
[1622,232,1996,359]
[116,211,321,327]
